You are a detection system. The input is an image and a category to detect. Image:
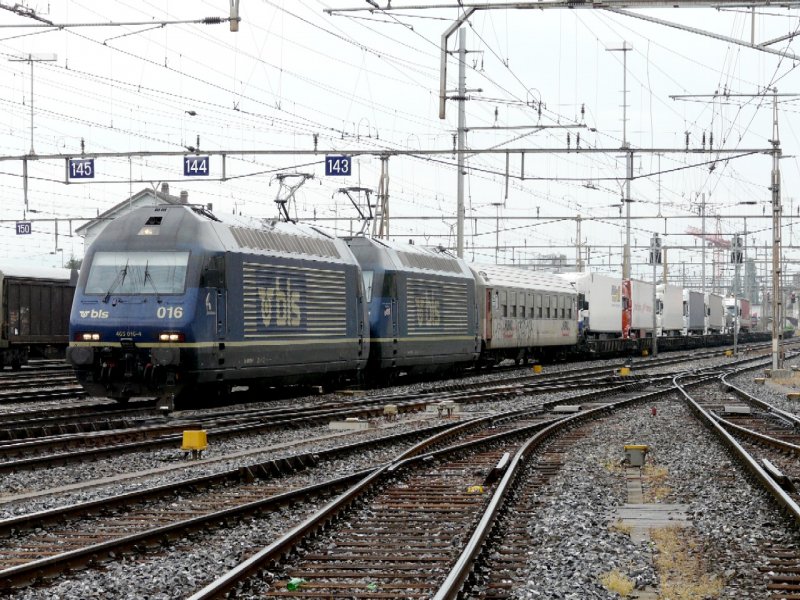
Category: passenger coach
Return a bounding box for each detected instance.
[472,265,578,365]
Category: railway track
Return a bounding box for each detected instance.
[0,385,85,405]
[0,367,651,473]
[1,350,795,596]
[0,420,458,590]
[186,384,674,598]
[0,344,775,475]
[184,357,799,599]
[674,371,800,600]
[0,365,683,592]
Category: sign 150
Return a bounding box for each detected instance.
[15,221,32,235]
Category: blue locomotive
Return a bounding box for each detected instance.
[345,236,480,383]
[67,204,368,404]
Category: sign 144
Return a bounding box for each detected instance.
[184,156,210,176]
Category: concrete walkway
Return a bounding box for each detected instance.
[615,466,690,599]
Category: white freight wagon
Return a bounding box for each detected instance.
[656,284,683,335]
[558,272,622,338]
[705,293,724,334]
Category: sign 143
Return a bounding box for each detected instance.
[325,155,351,176]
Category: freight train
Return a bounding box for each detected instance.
[66,204,765,404]
[1,266,77,369]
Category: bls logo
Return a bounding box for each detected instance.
[79,309,109,319]
[414,292,441,327]
[258,278,301,327]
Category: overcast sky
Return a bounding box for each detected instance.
[1,1,799,289]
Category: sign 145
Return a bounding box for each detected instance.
[69,158,94,179]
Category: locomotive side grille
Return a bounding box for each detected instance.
[398,251,461,274]
[407,278,468,335]
[242,262,348,338]
[232,227,340,260]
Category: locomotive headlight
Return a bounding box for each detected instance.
[159,332,185,342]
[77,332,100,341]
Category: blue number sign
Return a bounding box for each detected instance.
[16,221,32,235]
[325,155,351,176]
[184,156,210,176]
[69,158,95,179]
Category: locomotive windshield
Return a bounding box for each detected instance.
[85,251,190,296]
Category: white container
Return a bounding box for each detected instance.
[683,290,705,334]
[656,283,683,335]
[629,279,654,334]
[705,293,724,333]
[559,272,622,337]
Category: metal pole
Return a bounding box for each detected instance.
[700,192,708,335]
[771,88,783,370]
[29,60,34,154]
[9,53,57,156]
[623,43,631,281]
[456,29,466,258]
[22,158,28,213]
[576,214,583,272]
[652,237,658,357]
[495,203,500,264]
[732,233,741,356]
[374,155,390,238]
[734,261,739,357]
[625,150,632,279]
[606,43,631,279]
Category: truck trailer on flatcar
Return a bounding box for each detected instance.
[683,290,705,335]
[706,293,724,334]
[558,272,622,339]
[656,283,683,336]
[625,279,655,339]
